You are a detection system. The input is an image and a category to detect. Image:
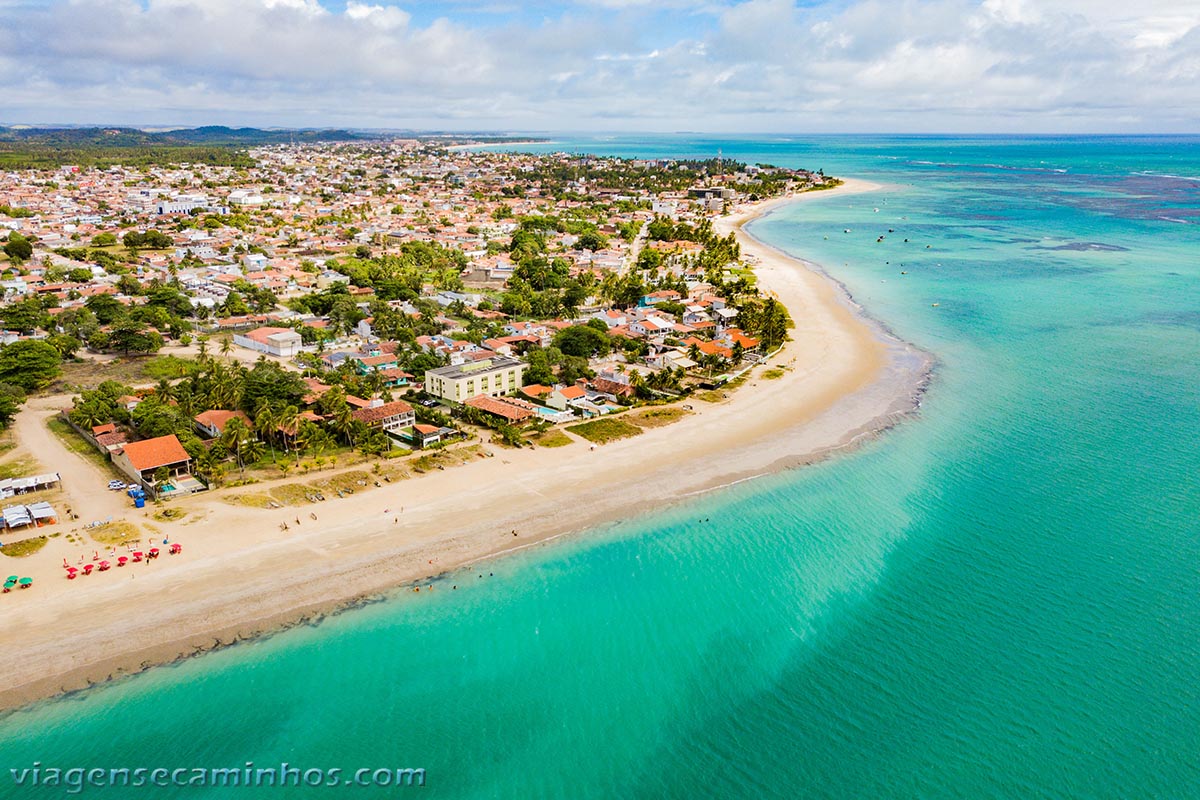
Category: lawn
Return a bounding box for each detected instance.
[224,492,280,509]
[0,457,37,480]
[566,417,643,445]
[408,443,482,471]
[141,354,203,381]
[762,368,786,380]
[53,356,163,392]
[0,535,47,558]
[529,429,574,448]
[627,406,690,429]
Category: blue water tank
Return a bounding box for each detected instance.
[134,497,145,509]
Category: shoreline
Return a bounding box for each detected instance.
[445,140,553,151]
[0,178,932,714]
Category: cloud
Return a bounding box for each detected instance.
[0,0,1196,131]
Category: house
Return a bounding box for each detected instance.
[233,326,303,358]
[592,371,636,398]
[350,399,416,433]
[463,394,537,424]
[407,423,446,449]
[424,356,526,404]
[111,434,192,487]
[95,430,129,453]
[546,384,587,411]
[194,409,252,439]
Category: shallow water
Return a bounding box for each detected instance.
[1,135,1198,798]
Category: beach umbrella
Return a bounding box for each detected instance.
[149,548,160,556]
[18,577,31,587]
[5,576,16,583]
[117,556,128,566]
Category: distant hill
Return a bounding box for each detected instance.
[0,125,365,146]
[0,126,367,169]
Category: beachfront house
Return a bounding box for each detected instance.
[424,356,526,404]
[349,399,416,434]
[111,434,193,491]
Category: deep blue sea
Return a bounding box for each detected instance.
[2,135,1199,798]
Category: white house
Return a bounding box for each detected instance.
[233,326,303,358]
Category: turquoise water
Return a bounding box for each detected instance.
[3,136,1200,798]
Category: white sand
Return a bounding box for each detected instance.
[0,178,930,709]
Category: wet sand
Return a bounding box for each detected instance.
[0,177,931,711]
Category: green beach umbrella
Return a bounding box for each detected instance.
[5,576,16,583]
[18,577,31,586]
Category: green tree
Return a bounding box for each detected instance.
[0,340,61,392]
[553,325,611,359]
[3,232,33,263]
[576,231,609,251]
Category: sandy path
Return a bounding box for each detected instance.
[0,178,930,709]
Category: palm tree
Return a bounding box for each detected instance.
[331,406,357,447]
[155,377,174,402]
[71,398,110,428]
[256,401,278,460]
[240,437,266,473]
[197,336,209,363]
[275,404,301,460]
[220,336,233,361]
[222,417,251,475]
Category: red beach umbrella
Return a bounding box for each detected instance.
[98,561,110,571]
[82,564,94,575]
[117,556,128,566]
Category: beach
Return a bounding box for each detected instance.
[0,177,929,711]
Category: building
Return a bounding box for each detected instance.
[424,356,526,404]
[111,434,192,487]
[547,384,587,411]
[194,409,252,439]
[233,326,303,358]
[463,394,537,424]
[350,399,416,434]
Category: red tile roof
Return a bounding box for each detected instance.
[464,394,536,423]
[118,434,191,472]
[350,400,414,426]
[193,409,252,435]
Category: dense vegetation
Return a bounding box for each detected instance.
[0,126,365,169]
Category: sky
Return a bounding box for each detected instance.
[1,0,1198,132]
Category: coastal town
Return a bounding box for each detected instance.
[0,138,839,591]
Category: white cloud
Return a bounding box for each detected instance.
[0,0,1196,131]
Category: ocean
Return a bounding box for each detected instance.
[2,135,1199,798]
